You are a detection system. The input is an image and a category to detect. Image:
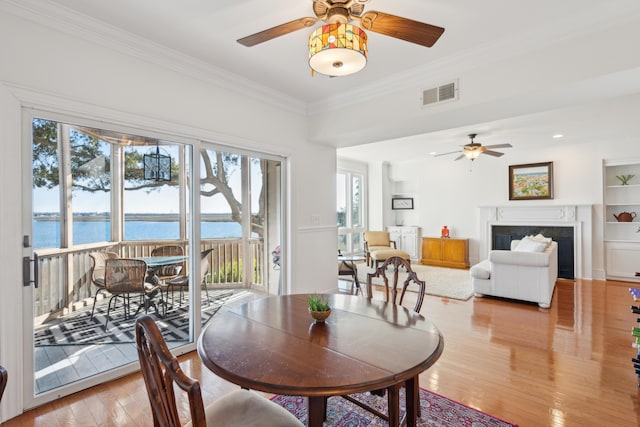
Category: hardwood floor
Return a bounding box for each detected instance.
[3,279,640,426]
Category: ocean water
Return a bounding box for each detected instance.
[33,220,242,249]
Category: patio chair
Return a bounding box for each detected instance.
[167,249,214,306]
[338,249,362,295]
[0,365,7,403]
[103,258,160,330]
[89,251,119,320]
[150,245,184,284]
[135,315,303,427]
[341,256,426,421]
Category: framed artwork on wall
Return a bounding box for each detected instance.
[509,161,554,200]
[392,197,414,210]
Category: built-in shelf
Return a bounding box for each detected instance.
[607,184,640,189]
[603,158,640,282]
[605,221,640,224]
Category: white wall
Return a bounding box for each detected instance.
[0,10,336,421]
[375,102,640,273]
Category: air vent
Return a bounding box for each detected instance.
[421,80,458,107]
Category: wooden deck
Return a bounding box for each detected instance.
[33,289,263,394]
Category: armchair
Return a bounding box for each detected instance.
[471,239,558,308]
[364,231,404,267]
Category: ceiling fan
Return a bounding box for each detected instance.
[237,0,444,76]
[238,0,444,47]
[435,134,513,161]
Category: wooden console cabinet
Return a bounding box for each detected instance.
[421,237,469,269]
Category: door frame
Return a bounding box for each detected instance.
[21,108,203,409]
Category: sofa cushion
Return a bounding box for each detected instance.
[370,249,410,261]
[513,236,548,252]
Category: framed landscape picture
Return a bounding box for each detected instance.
[509,162,554,200]
[391,197,414,210]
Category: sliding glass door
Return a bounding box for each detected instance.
[23,110,285,408]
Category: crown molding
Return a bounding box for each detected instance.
[0,0,308,116]
[4,81,294,158]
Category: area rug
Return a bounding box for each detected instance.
[34,289,238,346]
[357,264,473,301]
[272,387,517,427]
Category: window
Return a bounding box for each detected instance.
[337,169,366,254]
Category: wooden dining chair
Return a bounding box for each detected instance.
[135,315,303,427]
[0,365,7,403]
[167,249,214,306]
[88,251,120,320]
[103,258,160,330]
[344,256,426,422]
[366,256,425,312]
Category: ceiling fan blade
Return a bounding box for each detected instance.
[433,150,461,157]
[483,143,512,149]
[237,17,317,47]
[358,11,444,47]
[454,154,466,161]
[483,150,505,157]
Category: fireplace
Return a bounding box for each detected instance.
[492,225,574,279]
[478,205,593,280]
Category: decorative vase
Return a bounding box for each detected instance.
[309,308,331,323]
[441,225,450,238]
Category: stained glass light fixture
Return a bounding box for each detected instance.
[308,23,367,77]
[143,146,171,181]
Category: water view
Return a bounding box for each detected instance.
[33,214,242,249]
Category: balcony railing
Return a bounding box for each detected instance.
[33,238,264,319]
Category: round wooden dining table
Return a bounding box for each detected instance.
[197,293,444,427]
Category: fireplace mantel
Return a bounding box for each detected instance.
[478,205,593,279]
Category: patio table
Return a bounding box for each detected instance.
[136,255,188,315]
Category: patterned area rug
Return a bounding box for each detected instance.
[357,264,473,301]
[272,387,517,427]
[34,289,236,346]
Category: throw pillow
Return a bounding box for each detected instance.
[531,234,552,245]
[513,236,547,252]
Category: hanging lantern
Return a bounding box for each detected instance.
[143,146,172,181]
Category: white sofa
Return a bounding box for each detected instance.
[470,239,558,308]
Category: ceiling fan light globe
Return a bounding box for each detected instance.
[464,146,484,160]
[309,24,367,76]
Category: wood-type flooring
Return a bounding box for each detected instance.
[3,278,640,426]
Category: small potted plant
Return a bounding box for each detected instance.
[616,174,635,185]
[307,293,331,323]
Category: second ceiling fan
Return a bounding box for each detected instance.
[435,134,512,161]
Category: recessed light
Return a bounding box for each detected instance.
[552,134,564,139]
[430,152,437,156]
